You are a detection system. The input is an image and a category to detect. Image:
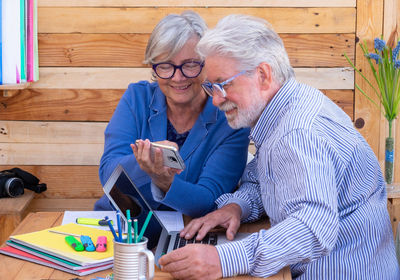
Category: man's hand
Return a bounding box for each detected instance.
[131,139,181,192]
[159,244,222,280]
[180,203,242,241]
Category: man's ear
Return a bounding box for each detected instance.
[257,62,273,90]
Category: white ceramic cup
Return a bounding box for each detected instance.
[113,237,154,280]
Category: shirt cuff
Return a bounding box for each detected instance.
[216,240,250,277]
[150,181,165,202]
[216,196,251,221]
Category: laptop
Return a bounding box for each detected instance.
[103,164,250,266]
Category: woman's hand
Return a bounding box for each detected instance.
[131,139,182,193]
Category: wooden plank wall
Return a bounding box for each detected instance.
[1,0,359,212]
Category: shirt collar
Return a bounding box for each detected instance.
[250,78,298,148]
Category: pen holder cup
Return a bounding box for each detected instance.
[113,237,154,280]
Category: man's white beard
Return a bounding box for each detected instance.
[219,98,266,129]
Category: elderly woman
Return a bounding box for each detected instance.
[94,11,250,246]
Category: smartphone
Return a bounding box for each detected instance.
[135,140,186,170]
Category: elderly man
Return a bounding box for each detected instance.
[159,14,400,280]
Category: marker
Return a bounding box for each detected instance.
[96,236,107,252]
[137,211,153,243]
[76,217,110,226]
[49,230,87,251]
[65,236,84,251]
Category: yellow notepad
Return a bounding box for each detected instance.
[10,223,115,266]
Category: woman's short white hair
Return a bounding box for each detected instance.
[196,14,294,85]
[144,11,207,64]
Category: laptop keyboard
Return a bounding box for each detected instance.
[173,233,218,249]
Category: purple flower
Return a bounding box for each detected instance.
[393,42,400,61]
[368,53,381,64]
[395,60,400,69]
[374,38,386,51]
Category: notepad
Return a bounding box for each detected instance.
[9,223,114,266]
[0,245,113,276]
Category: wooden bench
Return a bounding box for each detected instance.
[0,190,34,245]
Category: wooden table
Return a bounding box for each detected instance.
[0,190,34,245]
[0,212,292,280]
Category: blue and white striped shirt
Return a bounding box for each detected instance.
[215,79,400,279]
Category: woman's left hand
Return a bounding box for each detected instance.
[131,139,182,193]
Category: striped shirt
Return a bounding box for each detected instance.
[215,79,400,279]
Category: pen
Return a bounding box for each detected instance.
[133,219,138,243]
[107,219,119,242]
[137,211,153,243]
[126,209,131,221]
[127,219,132,244]
[116,211,122,242]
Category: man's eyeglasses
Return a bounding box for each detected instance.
[152,61,204,79]
[201,71,246,98]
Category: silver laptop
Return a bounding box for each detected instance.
[103,165,250,266]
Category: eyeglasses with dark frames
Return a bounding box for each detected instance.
[201,70,246,98]
[152,61,204,79]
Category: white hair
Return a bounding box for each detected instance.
[144,11,207,64]
[196,14,294,85]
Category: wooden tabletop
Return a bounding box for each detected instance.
[0,212,291,280]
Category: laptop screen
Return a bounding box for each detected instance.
[104,165,168,234]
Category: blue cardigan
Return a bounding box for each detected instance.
[95,81,250,218]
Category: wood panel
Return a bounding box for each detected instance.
[0,89,353,121]
[38,33,355,68]
[0,166,102,198]
[38,0,356,8]
[0,89,123,121]
[0,143,103,165]
[38,7,356,34]
[0,121,106,143]
[354,0,384,167]
[322,89,354,120]
[25,67,353,90]
[27,199,98,212]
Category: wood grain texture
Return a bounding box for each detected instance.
[0,212,291,279]
[27,199,98,212]
[38,0,356,8]
[27,67,353,90]
[0,191,34,245]
[38,7,356,34]
[0,212,63,279]
[38,33,355,67]
[0,121,106,143]
[354,0,383,165]
[0,89,123,121]
[0,89,353,121]
[0,143,103,165]
[0,165,102,198]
